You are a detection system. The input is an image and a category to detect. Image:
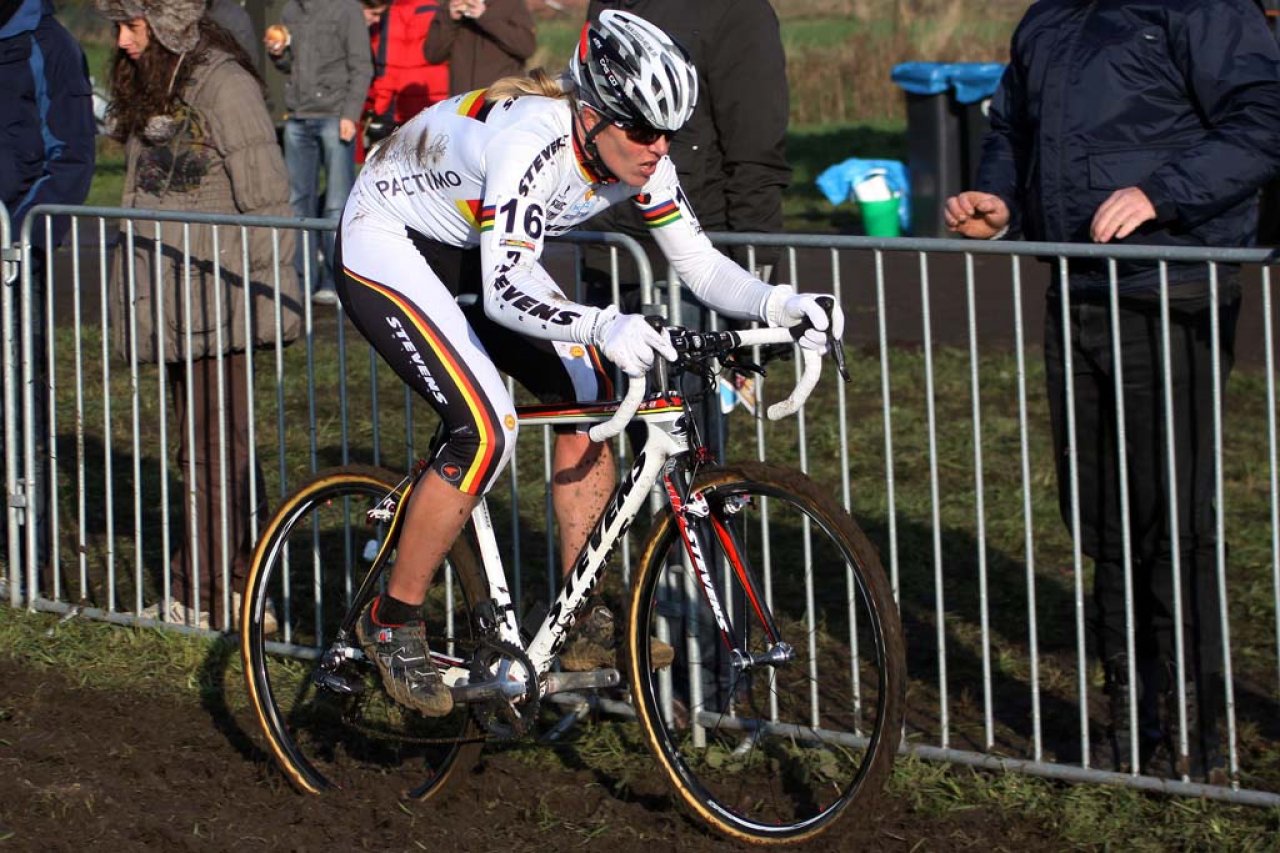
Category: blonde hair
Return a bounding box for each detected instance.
[486,68,572,102]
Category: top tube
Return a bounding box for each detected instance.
[515,394,684,428]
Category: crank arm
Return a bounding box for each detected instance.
[541,668,621,697]
[450,676,528,704]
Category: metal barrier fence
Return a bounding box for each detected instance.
[4,203,1279,808]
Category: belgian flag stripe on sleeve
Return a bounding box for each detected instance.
[457,89,494,121]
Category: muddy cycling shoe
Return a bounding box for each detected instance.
[356,603,454,717]
[559,602,675,672]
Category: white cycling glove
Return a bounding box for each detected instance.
[590,306,678,377]
[763,285,845,353]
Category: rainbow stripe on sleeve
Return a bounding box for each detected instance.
[478,205,496,232]
[638,199,682,228]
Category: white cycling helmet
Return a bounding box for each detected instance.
[570,9,698,132]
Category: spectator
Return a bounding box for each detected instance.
[579,0,791,461]
[0,0,95,582]
[266,0,372,306]
[360,0,449,158]
[97,0,302,631]
[945,0,1280,782]
[422,0,535,96]
[206,0,258,67]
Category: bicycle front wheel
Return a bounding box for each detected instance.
[240,465,485,800]
[626,462,905,844]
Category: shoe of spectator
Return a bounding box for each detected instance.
[311,286,339,306]
[232,591,279,635]
[139,599,211,631]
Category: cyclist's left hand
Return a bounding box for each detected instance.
[765,286,845,353]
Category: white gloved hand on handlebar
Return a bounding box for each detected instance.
[590,306,677,377]
[763,285,845,353]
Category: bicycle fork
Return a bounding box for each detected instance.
[662,469,793,672]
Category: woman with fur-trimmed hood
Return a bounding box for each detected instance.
[97,0,301,631]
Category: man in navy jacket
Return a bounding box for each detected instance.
[945,0,1280,784]
[1,0,94,252]
[0,0,95,577]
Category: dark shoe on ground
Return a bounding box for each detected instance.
[1103,655,1138,773]
[356,601,454,717]
[559,602,675,672]
[1140,665,1228,784]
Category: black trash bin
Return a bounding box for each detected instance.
[891,62,1006,237]
[891,62,962,238]
[950,63,1006,190]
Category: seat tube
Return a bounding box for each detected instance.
[468,499,522,645]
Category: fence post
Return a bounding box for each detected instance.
[1,201,17,608]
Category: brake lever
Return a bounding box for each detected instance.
[722,352,766,378]
[814,295,850,383]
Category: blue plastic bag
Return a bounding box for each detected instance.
[815,158,912,233]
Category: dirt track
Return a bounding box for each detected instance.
[0,650,1060,852]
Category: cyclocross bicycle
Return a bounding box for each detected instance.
[240,312,906,845]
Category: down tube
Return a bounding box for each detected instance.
[524,427,679,673]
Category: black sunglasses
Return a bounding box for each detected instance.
[618,123,674,145]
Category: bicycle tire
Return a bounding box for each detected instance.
[240,465,486,800]
[626,462,905,844]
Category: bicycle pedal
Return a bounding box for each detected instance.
[542,667,621,696]
[312,668,364,695]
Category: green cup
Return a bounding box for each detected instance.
[858,197,901,237]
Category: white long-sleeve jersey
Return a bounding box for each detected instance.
[342,90,776,345]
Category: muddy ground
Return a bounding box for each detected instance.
[0,653,1064,853]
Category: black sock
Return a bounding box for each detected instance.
[372,593,420,626]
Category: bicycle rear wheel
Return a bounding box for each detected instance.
[240,465,485,800]
[627,462,905,844]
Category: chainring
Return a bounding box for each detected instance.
[468,638,540,740]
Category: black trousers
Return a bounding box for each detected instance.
[1044,286,1239,690]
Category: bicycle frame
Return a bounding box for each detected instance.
[440,392,693,689]
[338,323,825,701]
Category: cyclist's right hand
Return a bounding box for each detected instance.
[591,306,677,377]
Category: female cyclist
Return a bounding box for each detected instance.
[335,10,844,716]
